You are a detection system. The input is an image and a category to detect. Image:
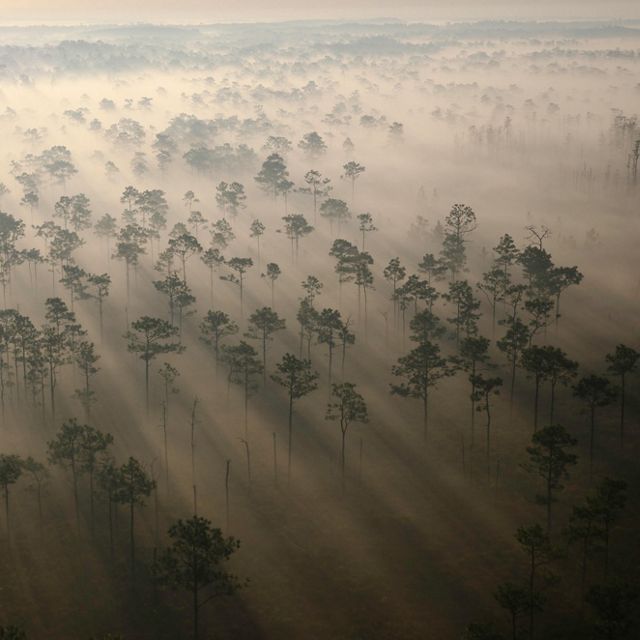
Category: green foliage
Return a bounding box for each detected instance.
[271,353,318,400]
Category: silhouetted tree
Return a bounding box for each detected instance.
[471,373,503,480]
[589,478,627,577]
[298,131,327,158]
[271,354,318,482]
[47,418,87,527]
[74,340,99,419]
[573,375,617,481]
[586,582,638,640]
[459,335,491,448]
[255,153,289,198]
[220,342,263,439]
[497,317,529,412]
[22,456,48,531]
[495,582,533,640]
[391,341,452,443]
[325,382,368,490]
[155,516,242,640]
[281,214,313,261]
[516,524,559,638]
[201,248,225,304]
[341,161,365,204]
[262,262,281,308]
[384,257,407,328]
[249,219,265,264]
[168,233,202,285]
[215,181,246,218]
[221,257,253,316]
[125,317,184,411]
[0,454,22,540]
[200,310,238,374]
[87,273,110,341]
[525,424,577,534]
[245,307,285,383]
[320,198,350,235]
[114,457,154,575]
[299,170,331,222]
[605,345,638,446]
[545,347,578,423]
[79,426,113,536]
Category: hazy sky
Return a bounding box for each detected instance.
[1,0,639,24]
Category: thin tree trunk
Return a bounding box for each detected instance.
[287,392,293,484]
[341,427,347,492]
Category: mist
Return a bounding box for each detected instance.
[0,13,639,640]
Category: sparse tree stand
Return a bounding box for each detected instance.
[325,382,368,491]
[155,516,243,640]
[271,354,318,484]
[125,316,184,413]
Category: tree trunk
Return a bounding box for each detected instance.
[89,470,95,538]
[287,392,294,484]
[193,581,199,640]
[533,376,540,432]
[589,406,595,482]
[619,374,625,447]
[4,485,9,541]
[423,384,429,443]
[130,498,135,575]
[341,428,347,492]
[71,460,79,530]
[273,432,278,485]
[145,359,150,414]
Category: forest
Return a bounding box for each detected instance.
[0,16,639,640]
